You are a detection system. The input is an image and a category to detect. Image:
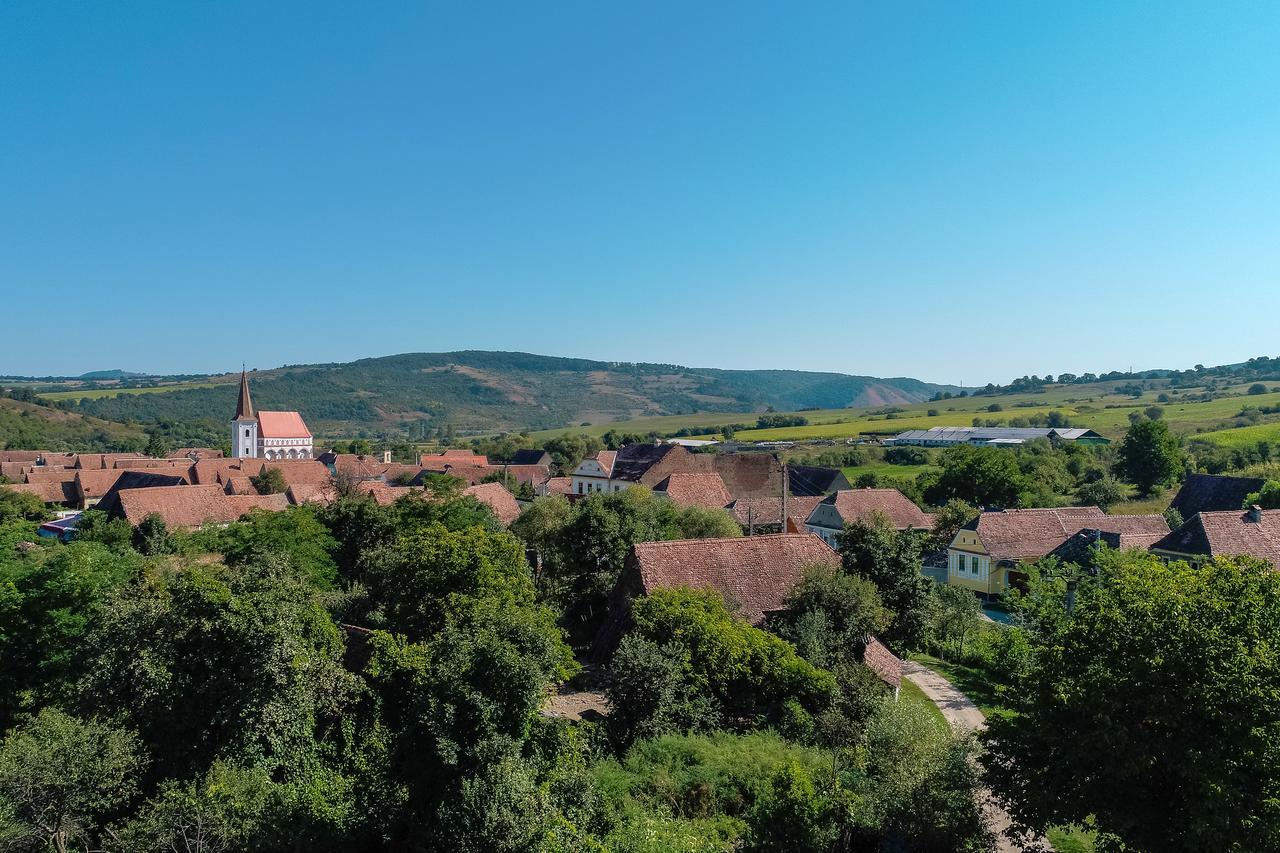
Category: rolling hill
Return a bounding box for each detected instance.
[59,351,961,437]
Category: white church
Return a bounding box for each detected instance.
[231,370,314,460]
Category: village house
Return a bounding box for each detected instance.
[946,507,1170,597]
[804,488,934,547]
[1150,506,1280,569]
[651,472,734,510]
[570,444,695,495]
[112,484,290,530]
[729,495,825,535]
[1168,473,1268,520]
[594,533,902,690]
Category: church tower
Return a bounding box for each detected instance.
[231,369,259,459]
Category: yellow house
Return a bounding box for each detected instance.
[946,507,1170,597]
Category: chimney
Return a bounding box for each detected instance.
[382,450,392,464]
[1248,504,1263,523]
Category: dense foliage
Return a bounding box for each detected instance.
[985,550,1280,852]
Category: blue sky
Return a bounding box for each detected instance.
[2,2,1277,384]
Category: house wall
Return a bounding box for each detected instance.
[804,503,845,547]
[946,528,996,594]
[571,457,621,495]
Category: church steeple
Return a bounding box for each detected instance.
[234,368,255,421]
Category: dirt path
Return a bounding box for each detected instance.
[903,660,1046,853]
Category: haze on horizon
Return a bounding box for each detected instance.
[2,2,1277,384]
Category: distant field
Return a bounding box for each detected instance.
[841,462,941,482]
[40,380,225,401]
[1193,422,1280,448]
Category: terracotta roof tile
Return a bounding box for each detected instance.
[729,496,825,528]
[968,506,1113,562]
[863,636,903,689]
[654,473,734,509]
[541,477,573,496]
[4,481,75,504]
[1152,509,1280,568]
[116,484,289,529]
[824,489,934,531]
[631,533,840,625]
[463,482,522,526]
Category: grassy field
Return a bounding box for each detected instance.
[841,462,941,482]
[40,380,225,401]
[530,379,1280,447]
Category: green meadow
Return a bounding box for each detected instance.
[39,380,226,401]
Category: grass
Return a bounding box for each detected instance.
[41,380,224,401]
[1194,421,1280,448]
[841,463,941,483]
[899,677,949,729]
[1047,824,1098,852]
[908,652,1012,720]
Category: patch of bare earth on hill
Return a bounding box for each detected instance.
[855,384,916,407]
[445,364,538,405]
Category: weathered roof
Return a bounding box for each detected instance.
[4,481,75,504]
[541,477,574,496]
[1151,509,1280,568]
[95,471,192,517]
[630,533,840,626]
[420,449,488,467]
[730,495,825,528]
[786,465,850,496]
[1169,473,1267,520]
[256,411,311,439]
[286,482,339,506]
[75,468,128,501]
[1047,517,1171,566]
[609,444,676,482]
[508,449,552,466]
[592,450,617,477]
[863,636,903,689]
[653,473,734,509]
[963,507,1168,562]
[116,484,289,529]
[817,489,934,531]
[463,482,522,526]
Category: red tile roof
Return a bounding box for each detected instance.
[541,477,573,496]
[287,482,339,506]
[116,484,289,529]
[729,496,825,528]
[967,506,1113,562]
[4,481,75,504]
[75,469,128,501]
[822,489,934,531]
[256,411,311,439]
[594,450,617,477]
[463,482,523,526]
[420,450,488,467]
[653,473,734,509]
[863,636,903,689]
[630,534,840,626]
[1151,509,1280,568]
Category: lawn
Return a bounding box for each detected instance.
[841,462,941,482]
[899,677,949,729]
[908,652,1012,720]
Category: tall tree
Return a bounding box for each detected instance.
[1114,418,1182,495]
[836,517,933,651]
[984,550,1280,852]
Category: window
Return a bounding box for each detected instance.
[245,429,250,437]
[956,554,966,574]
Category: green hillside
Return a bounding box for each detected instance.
[0,398,146,453]
[59,351,959,437]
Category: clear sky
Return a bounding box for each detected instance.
[2,2,1277,384]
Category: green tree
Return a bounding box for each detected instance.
[0,708,142,853]
[928,499,977,551]
[605,588,835,748]
[251,465,288,495]
[836,517,932,651]
[770,564,891,669]
[925,584,982,660]
[1075,475,1124,510]
[1114,418,1182,495]
[0,487,49,523]
[1248,383,1267,395]
[984,551,1280,852]
[1243,480,1280,509]
[72,508,134,551]
[131,513,175,556]
[143,432,171,459]
[924,445,1025,508]
[543,434,603,476]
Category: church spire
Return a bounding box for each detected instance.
[234,367,255,421]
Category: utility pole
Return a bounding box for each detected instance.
[781,464,789,533]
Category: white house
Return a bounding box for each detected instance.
[570,450,619,495]
[231,370,314,461]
